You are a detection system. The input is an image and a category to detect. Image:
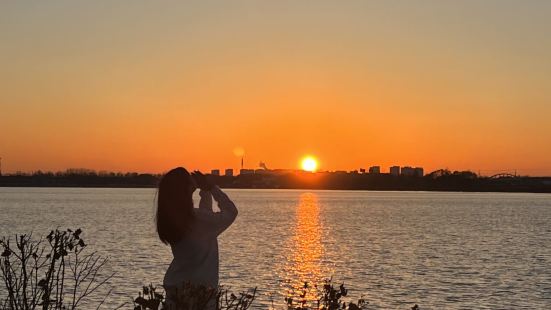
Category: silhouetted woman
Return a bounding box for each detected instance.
[156,167,238,307]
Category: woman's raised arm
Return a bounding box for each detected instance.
[210,186,238,235]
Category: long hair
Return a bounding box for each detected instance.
[156,167,195,245]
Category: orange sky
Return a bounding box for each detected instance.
[1,1,550,175]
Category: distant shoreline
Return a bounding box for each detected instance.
[1,173,550,193]
[1,185,551,195]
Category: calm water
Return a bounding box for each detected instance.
[1,188,551,309]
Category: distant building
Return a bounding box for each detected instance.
[360,168,366,174]
[239,169,254,175]
[211,169,220,176]
[401,166,415,176]
[390,166,400,176]
[414,167,424,177]
[271,169,295,175]
[224,169,233,177]
[369,166,381,174]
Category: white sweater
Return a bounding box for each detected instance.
[163,186,238,289]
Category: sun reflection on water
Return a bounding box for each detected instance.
[281,192,332,303]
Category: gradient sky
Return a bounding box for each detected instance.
[1,1,550,175]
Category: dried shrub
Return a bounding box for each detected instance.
[133,283,256,310]
[0,229,114,310]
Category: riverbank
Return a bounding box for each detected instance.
[1,172,550,193]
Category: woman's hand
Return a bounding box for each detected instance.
[191,171,214,191]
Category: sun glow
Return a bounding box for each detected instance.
[282,193,330,303]
[301,156,318,172]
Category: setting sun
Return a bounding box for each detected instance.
[301,156,318,172]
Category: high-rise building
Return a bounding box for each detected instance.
[210,169,220,176]
[390,166,400,176]
[224,169,234,177]
[401,166,415,176]
[414,167,424,177]
[369,166,381,174]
